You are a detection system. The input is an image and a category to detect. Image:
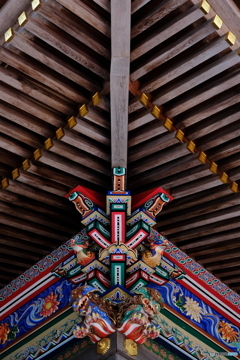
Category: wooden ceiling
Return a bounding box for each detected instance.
[0,0,240,294]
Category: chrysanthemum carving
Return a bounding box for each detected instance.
[40,292,60,318]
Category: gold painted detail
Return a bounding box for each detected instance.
[212,15,223,30]
[68,116,77,129]
[187,140,196,153]
[198,151,208,164]
[92,92,101,106]
[12,168,20,180]
[4,28,14,42]
[79,104,89,117]
[124,339,138,356]
[18,12,28,26]
[31,0,42,11]
[1,178,9,189]
[45,138,53,150]
[96,338,111,355]
[22,159,31,171]
[209,161,218,174]
[226,31,236,46]
[231,182,238,193]
[164,118,173,131]
[220,172,228,184]
[139,93,149,107]
[151,105,161,119]
[56,127,65,140]
[34,148,42,161]
[200,0,210,14]
[175,129,185,142]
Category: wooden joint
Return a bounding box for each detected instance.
[4,28,14,42]
[209,161,218,173]
[12,168,20,180]
[198,151,208,164]
[175,129,185,142]
[187,140,196,153]
[68,116,77,128]
[151,105,161,119]
[92,92,101,106]
[56,127,65,140]
[200,0,210,14]
[220,172,229,184]
[212,15,223,30]
[18,12,28,26]
[34,148,42,161]
[79,104,89,117]
[231,182,239,193]
[139,93,149,107]
[226,31,236,46]
[45,138,53,150]
[31,0,42,11]
[164,118,173,131]
[1,178,9,189]
[22,159,31,171]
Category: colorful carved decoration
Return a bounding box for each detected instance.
[67,168,183,345]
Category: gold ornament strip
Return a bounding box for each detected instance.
[225,31,236,46]
[68,116,77,129]
[175,129,185,142]
[56,127,65,140]
[79,104,89,117]
[92,92,101,106]
[34,148,42,161]
[164,118,173,131]
[209,161,218,173]
[1,178,9,189]
[212,15,223,30]
[45,138,53,150]
[4,28,14,42]
[12,168,20,180]
[198,151,208,164]
[220,172,229,184]
[22,159,31,171]
[231,182,238,193]
[200,0,210,14]
[31,0,42,11]
[151,105,161,119]
[18,11,28,26]
[139,93,149,107]
[187,140,196,153]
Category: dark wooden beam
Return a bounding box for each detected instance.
[110,0,131,169]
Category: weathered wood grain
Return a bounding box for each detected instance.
[131,0,151,14]
[71,118,110,146]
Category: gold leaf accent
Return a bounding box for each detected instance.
[209,161,218,173]
[1,178,9,189]
[200,0,210,14]
[220,172,228,184]
[151,105,161,118]
[226,31,236,46]
[12,168,20,180]
[45,138,53,150]
[68,116,77,128]
[79,104,89,117]
[22,159,31,171]
[124,339,138,356]
[212,15,223,30]
[18,11,28,26]
[231,182,238,193]
[34,148,42,161]
[97,338,111,355]
[56,127,65,140]
[92,92,101,106]
[198,151,208,164]
[4,28,14,42]
[139,93,149,107]
[164,118,173,131]
[175,129,185,142]
[187,140,196,153]
[31,0,41,11]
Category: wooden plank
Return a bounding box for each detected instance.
[84,107,110,129]
[0,134,32,159]
[188,241,238,257]
[132,19,216,80]
[0,84,65,128]
[221,276,240,285]
[131,0,188,39]
[131,4,204,61]
[141,35,230,93]
[0,103,54,138]
[131,0,151,14]
[93,0,110,12]
[212,267,240,278]
[0,66,74,115]
[0,46,90,103]
[166,70,240,118]
[128,120,167,147]
[71,117,110,146]
[110,0,131,168]
[208,138,240,162]
[153,50,240,105]
[38,2,110,59]
[0,0,30,35]
[55,0,111,37]
[197,250,240,264]
[206,258,240,271]
[60,128,110,162]
[128,109,156,131]
[23,16,109,80]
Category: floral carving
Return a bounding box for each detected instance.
[183,297,203,323]
[40,292,60,318]
[218,321,239,343]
